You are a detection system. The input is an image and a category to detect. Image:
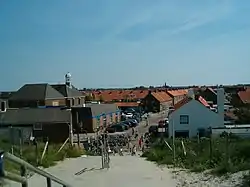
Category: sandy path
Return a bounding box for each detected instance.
[7,155,177,187]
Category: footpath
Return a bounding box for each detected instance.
[7,155,177,187]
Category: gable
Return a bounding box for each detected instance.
[142,93,160,104]
[170,99,217,118]
[51,84,83,98]
[45,85,65,99]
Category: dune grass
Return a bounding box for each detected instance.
[0,138,85,174]
[142,136,250,178]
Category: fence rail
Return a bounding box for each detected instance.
[0,150,71,187]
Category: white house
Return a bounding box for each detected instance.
[168,88,225,138]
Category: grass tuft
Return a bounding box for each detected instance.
[142,137,250,186]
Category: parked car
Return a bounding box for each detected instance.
[110,124,125,132]
[124,108,136,114]
[118,122,129,130]
[122,120,133,127]
[106,127,115,133]
[128,119,139,127]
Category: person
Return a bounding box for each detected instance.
[135,132,138,139]
[129,141,133,153]
[142,144,145,153]
[131,145,136,156]
[132,127,135,136]
[108,146,112,155]
[145,138,149,148]
[138,136,142,150]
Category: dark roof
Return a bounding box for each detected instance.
[9,84,64,101]
[85,103,118,116]
[0,92,15,99]
[51,84,83,98]
[0,108,70,125]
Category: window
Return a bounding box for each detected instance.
[52,101,59,106]
[33,123,42,130]
[72,98,75,106]
[78,98,81,105]
[180,115,189,124]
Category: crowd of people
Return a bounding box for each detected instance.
[128,127,150,156]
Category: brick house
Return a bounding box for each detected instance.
[167,89,187,105]
[71,103,120,133]
[141,91,172,113]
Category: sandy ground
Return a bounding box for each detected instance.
[173,168,247,187]
[7,155,177,187]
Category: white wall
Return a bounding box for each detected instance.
[169,100,221,138]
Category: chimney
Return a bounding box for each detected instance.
[217,88,224,127]
[187,88,195,99]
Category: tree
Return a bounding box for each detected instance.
[234,108,250,124]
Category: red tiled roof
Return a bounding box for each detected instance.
[158,92,172,102]
[115,102,139,107]
[133,90,149,99]
[198,96,210,107]
[151,92,172,103]
[238,89,250,104]
[87,89,149,102]
[167,89,188,97]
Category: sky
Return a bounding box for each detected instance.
[0,0,250,90]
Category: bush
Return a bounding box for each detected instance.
[0,139,85,171]
[65,146,85,158]
[143,137,250,177]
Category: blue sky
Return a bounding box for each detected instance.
[0,0,250,90]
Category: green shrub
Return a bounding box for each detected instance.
[142,137,250,177]
[0,139,85,172]
[65,146,85,158]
